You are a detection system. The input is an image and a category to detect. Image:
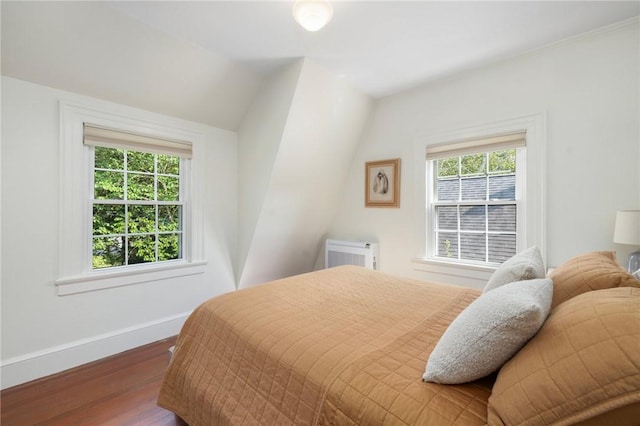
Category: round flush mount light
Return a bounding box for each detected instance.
[293,0,333,32]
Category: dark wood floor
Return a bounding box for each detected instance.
[0,336,188,426]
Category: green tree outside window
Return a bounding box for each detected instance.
[92,147,182,269]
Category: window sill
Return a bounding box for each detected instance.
[411,257,496,281]
[55,261,207,296]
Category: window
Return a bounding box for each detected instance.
[91,146,183,269]
[413,115,545,281]
[85,124,191,270]
[57,103,206,296]
[424,130,531,268]
[431,148,520,264]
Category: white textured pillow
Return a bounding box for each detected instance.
[423,278,553,384]
[483,246,545,293]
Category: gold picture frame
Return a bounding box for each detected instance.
[365,158,400,208]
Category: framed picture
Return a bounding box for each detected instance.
[365,158,400,208]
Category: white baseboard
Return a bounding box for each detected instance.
[0,311,191,390]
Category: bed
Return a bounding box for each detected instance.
[158,251,640,425]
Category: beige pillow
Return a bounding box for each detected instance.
[483,246,545,293]
[487,287,640,426]
[423,278,552,384]
[549,251,640,309]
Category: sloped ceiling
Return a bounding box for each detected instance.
[1,1,262,131]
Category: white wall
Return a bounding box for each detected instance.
[329,20,640,287]
[0,77,238,388]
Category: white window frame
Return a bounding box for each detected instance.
[412,114,546,280]
[56,101,206,295]
[426,144,525,265]
[88,143,187,269]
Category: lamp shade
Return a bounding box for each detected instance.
[613,210,640,245]
[293,0,333,32]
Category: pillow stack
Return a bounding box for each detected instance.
[424,249,640,386]
[424,248,640,424]
[485,251,640,425]
[424,247,549,384]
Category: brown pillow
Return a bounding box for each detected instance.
[549,251,640,309]
[487,287,640,426]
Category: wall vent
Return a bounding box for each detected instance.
[325,239,379,270]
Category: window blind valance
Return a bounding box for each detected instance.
[426,131,526,160]
[83,123,192,158]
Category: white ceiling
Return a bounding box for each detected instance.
[110,1,639,98]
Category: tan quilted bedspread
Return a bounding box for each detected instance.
[158,266,493,425]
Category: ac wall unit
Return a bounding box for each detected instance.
[325,239,379,270]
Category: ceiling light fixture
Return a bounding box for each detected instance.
[293,0,333,32]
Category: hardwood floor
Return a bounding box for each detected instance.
[0,337,188,426]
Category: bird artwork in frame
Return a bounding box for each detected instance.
[365,158,400,207]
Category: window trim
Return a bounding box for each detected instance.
[412,114,546,278]
[57,101,206,295]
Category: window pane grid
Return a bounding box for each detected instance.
[433,148,517,264]
[434,205,517,263]
[92,146,183,269]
